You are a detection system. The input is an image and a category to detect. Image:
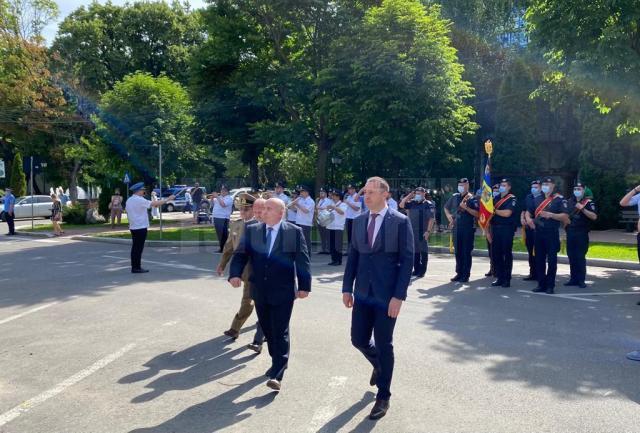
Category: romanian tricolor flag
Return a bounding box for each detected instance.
[478,140,494,232]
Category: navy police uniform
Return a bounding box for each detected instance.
[528,180,568,293]
[565,186,597,287]
[405,196,435,277]
[490,187,517,286]
[523,181,541,280]
[445,181,479,282]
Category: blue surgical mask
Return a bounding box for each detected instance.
[499,186,507,194]
[541,185,551,194]
[414,194,423,201]
[457,186,465,194]
[573,189,583,199]
[531,187,540,195]
[493,191,500,198]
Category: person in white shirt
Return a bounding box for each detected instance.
[287,190,299,223]
[210,185,234,253]
[344,184,362,248]
[183,189,192,213]
[293,185,315,255]
[387,193,398,211]
[126,182,174,273]
[151,191,160,219]
[316,188,332,254]
[275,182,290,208]
[327,190,348,265]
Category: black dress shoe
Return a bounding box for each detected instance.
[532,287,546,293]
[369,399,390,420]
[247,343,262,354]
[501,281,510,288]
[223,329,239,339]
[485,271,494,277]
[459,277,469,283]
[414,273,425,278]
[578,282,587,289]
[491,280,503,287]
[523,276,536,281]
[546,288,555,294]
[563,281,578,287]
[450,275,461,282]
[131,268,149,274]
[369,368,379,386]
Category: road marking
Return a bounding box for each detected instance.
[518,290,598,303]
[0,343,136,427]
[102,255,212,273]
[306,376,348,433]
[0,302,58,326]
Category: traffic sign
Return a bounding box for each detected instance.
[124,172,130,184]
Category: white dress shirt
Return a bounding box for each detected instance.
[212,194,234,219]
[265,221,282,255]
[345,193,362,219]
[367,205,389,243]
[295,196,315,227]
[126,195,151,230]
[328,201,348,231]
[387,197,398,211]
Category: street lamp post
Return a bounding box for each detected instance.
[41,162,47,193]
[156,143,163,240]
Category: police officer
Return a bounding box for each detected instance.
[521,180,542,281]
[486,183,500,278]
[565,182,597,289]
[217,192,258,340]
[444,178,479,283]
[525,177,569,294]
[490,179,517,287]
[400,186,435,278]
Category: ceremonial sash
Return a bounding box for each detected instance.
[534,194,559,218]
[457,193,473,213]
[495,193,515,211]
[572,198,591,215]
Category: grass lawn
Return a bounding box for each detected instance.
[92,226,639,262]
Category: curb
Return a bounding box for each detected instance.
[429,246,640,271]
[70,235,219,248]
[15,230,53,239]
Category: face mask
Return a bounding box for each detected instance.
[457,186,465,194]
[541,185,551,194]
[499,186,507,194]
[493,192,500,198]
[574,190,583,199]
[414,194,423,201]
[531,187,540,195]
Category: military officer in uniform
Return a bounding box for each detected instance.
[521,180,542,281]
[399,186,435,278]
[444,178,479,283]
[525,177,569,294]
[565,182,597,288]
[490,178,517,287]
[485,183,500,278]
[218,192,258,340]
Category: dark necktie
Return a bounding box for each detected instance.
[367,213,379,247]
[265,227,273,256]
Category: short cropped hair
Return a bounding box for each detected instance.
[366,176,390,193]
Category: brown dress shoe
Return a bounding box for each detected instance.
[223,329,239,339]
[266,379,281,391]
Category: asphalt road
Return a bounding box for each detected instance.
[0,236,639,433]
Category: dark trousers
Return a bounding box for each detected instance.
[253,323,265,345]
[525,227,536,277]
[255,300,294,381]
[214,217,229,252]
[492,225,515,283]
[130,228,148,270]
[413,250,428,276]
[567,229,589,284]
[298,224,312,255]
[329,229,343,264]
[534,229,560,289]
[346,219,354,248]
[319,225,330,253]
[637,233,640,263]
[486,239,494,275]
[351,295,397,400]
[454,227,475,279]
[5,212,15,234]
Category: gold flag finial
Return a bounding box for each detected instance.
[484,139,493,156]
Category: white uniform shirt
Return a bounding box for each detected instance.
[387,197,398,211]
[328,201,348,231]
[126,195,151,230]
[287,199,298,222]
[317,197,332,211]
[345,193,362,220]
[277,192,290,207]
[295,196,315,227]
[212,194,233,219]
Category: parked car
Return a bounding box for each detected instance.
[0,195,53,220]
[161,187,206,212]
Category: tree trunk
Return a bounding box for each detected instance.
[249,155,259,189]
[315,137,329,194]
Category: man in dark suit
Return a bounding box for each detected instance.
[229,198,311,391]
[342,177,414,420]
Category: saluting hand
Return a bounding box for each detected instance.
[229,277,242,288]
[388,297,403,318]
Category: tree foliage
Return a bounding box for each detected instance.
[10,151,26,196]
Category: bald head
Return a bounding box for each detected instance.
[264,198,286,225]
[253,198,266,222]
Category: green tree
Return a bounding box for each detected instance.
[95,73,204,184]
[526,0,640,134]
[10,151,26,196]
